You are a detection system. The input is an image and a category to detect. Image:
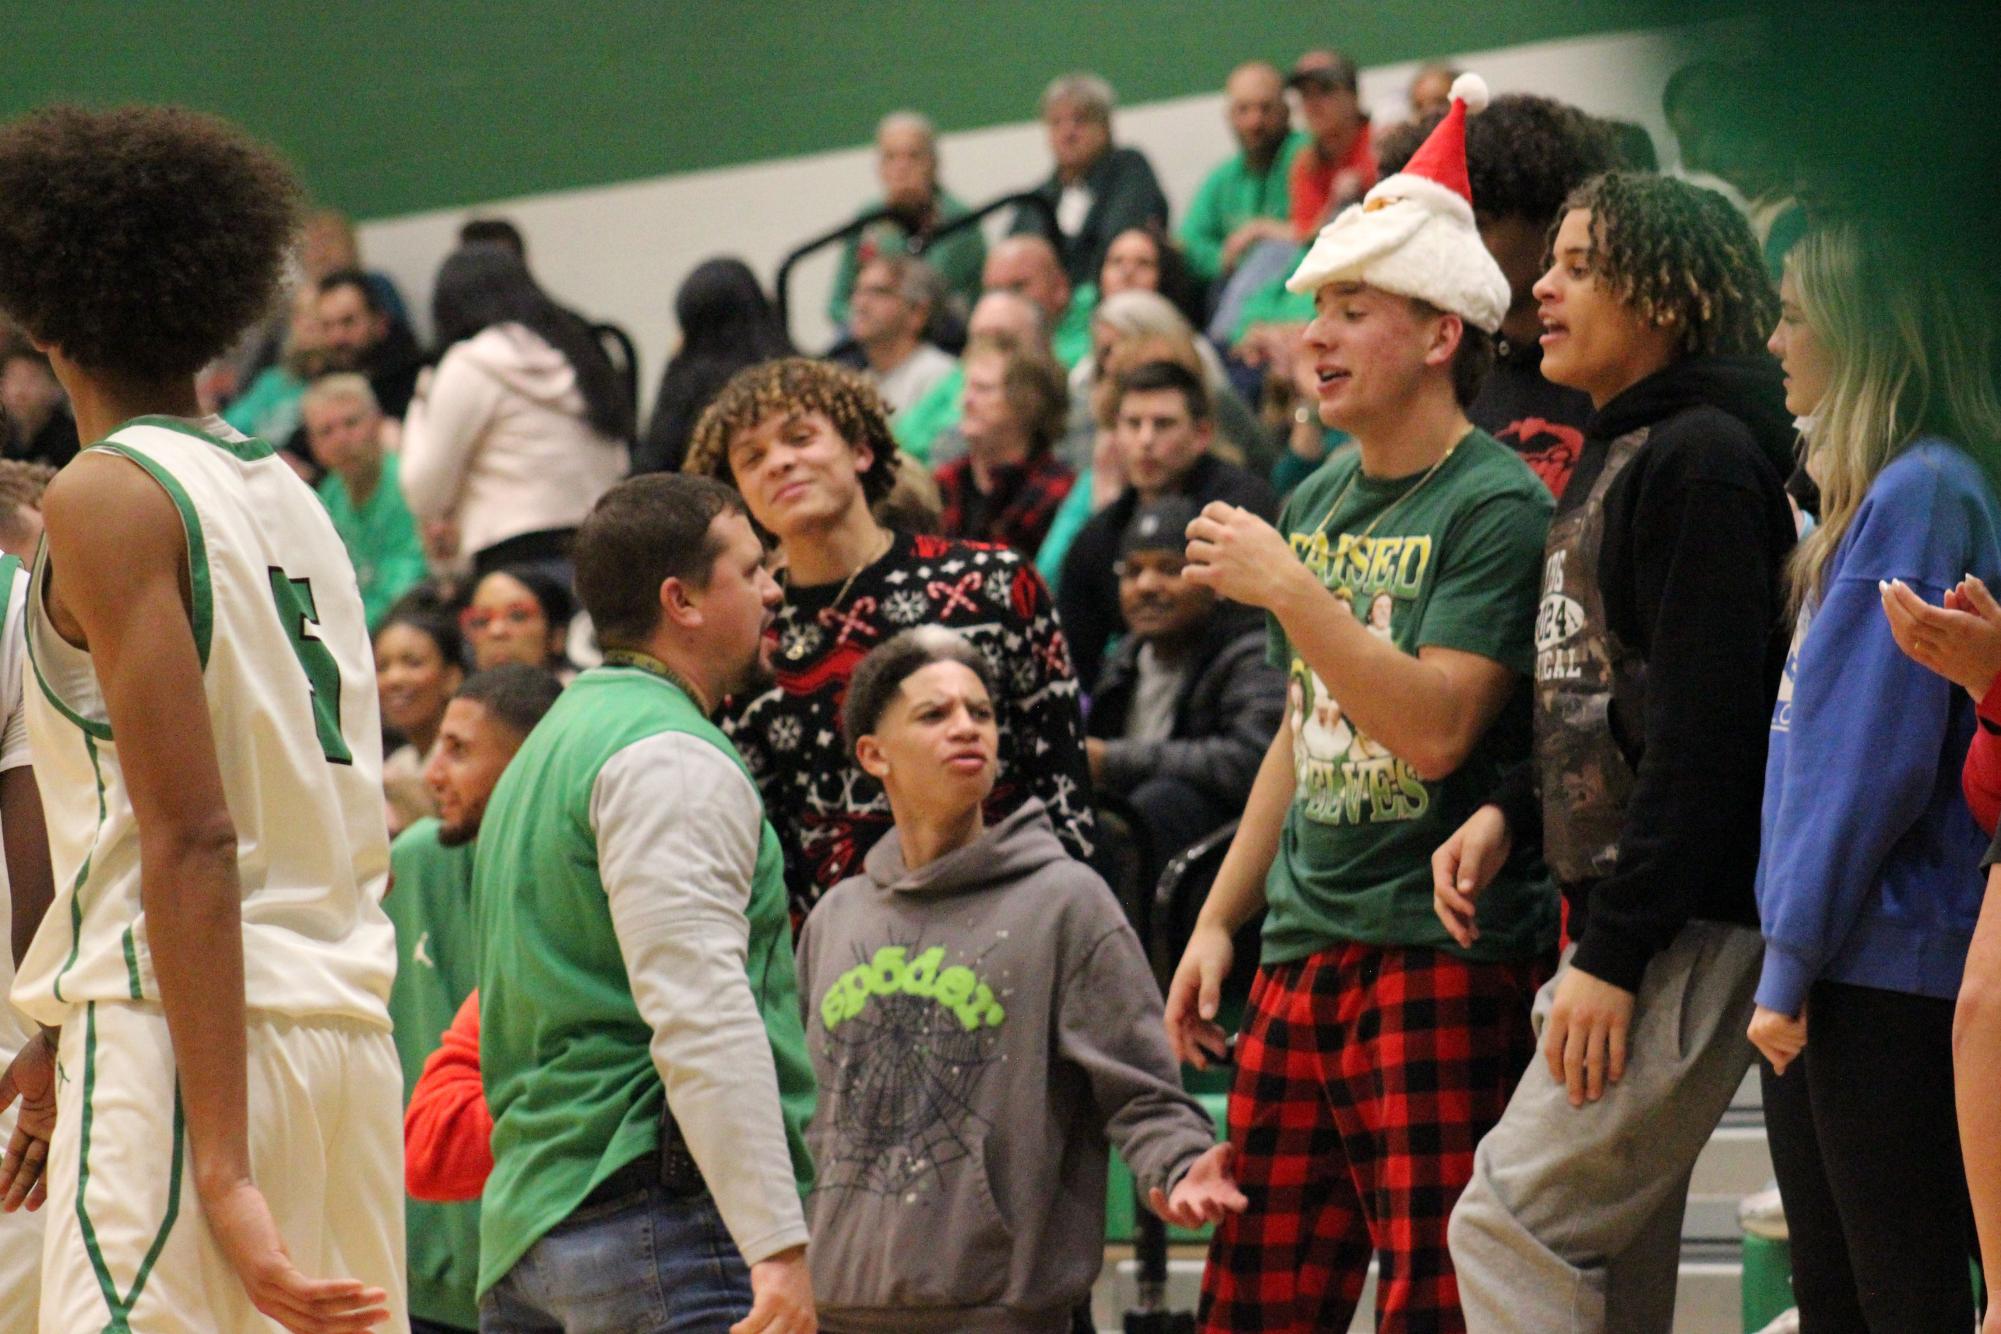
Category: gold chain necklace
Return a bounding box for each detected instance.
[1310,437,1463,544]
[782,527,894,660]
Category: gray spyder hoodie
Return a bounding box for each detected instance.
[795,799,1215,1333]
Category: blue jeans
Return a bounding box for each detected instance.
[480,1185,752,1333]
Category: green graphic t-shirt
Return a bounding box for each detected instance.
[1264,429,1556,964]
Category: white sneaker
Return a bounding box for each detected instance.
[1754,1308,1799,1334]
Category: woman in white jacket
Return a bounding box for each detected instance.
[401,244,631,577]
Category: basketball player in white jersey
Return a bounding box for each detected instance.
[0,105,401,1332]
[0,550,57,1329]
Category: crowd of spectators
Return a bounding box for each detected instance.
[2,41,1996,1334]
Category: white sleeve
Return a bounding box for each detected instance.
[397,349,503,524]
[0,568,29,773]
[591,732,809,1266]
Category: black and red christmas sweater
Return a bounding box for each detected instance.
[723,530,1097,915]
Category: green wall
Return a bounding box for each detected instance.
[8,1,1725,219]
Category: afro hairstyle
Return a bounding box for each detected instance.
[1382,93,1618,229]
[0,104,301,379]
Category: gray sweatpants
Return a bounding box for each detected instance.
[1448,920,1763,1333]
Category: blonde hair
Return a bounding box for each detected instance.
[1787,220,2001,614]
[300,372,379,417]
[1092,330,1201,429]
[1092,289,1192,344]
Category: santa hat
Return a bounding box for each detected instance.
[1286,73,1511,333]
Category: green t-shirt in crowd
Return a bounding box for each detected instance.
[221,363,307,446]
[384,819,481,1331]
[1051,283,1097,370]
[472,666,815,1297]
[317,451,427,630]
[892,363,963,464]
[826,189,987,327]
[1178,132,1308,281]
[1263,429,1556,965]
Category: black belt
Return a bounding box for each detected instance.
[580,1156,657,1209]
[579,1110,709,1209]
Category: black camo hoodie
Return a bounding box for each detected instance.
[1496,352,1798,990]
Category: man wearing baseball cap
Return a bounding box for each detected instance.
[1286,49,1376,239]
[1085,493,1287,891]
[1163,76,1555,1330]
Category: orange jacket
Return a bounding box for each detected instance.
[404,989,492,1202]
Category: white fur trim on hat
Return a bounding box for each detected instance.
[1285,200,1426,293]
[1285,198,1512,333]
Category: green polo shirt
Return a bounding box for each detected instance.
[316,451,427,630]
[1178,132,1309,281]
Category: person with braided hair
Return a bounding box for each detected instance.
[1437,171,1798,1332]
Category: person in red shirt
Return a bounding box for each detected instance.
[405,992,490,1203]
[1285,50,1378,240]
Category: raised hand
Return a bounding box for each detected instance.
[1881,576,2001,698]
[1184,502,1310,612]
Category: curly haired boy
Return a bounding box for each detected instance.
[1438,170,1798,1333]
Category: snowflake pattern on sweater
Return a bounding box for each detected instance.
[724,532,1097,914]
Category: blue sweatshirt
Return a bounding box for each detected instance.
[1756,439,2001,1015]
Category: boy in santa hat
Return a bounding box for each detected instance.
[1164,75,1556,1331]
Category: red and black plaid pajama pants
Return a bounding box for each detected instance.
[1198,941,1541,1332]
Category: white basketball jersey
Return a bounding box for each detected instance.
[0,560,36,1064]
[12,416,395,1029]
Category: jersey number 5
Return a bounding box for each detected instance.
[268,569,354,765]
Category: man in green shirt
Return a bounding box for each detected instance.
[474,473,815,1333]
[1162,78,1555,1330]
[826,111,986,329]
[388,664,562,1333]
[1179,62,1308,285]
[303,374,427,629]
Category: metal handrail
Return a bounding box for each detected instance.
[772,189,1060,333]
